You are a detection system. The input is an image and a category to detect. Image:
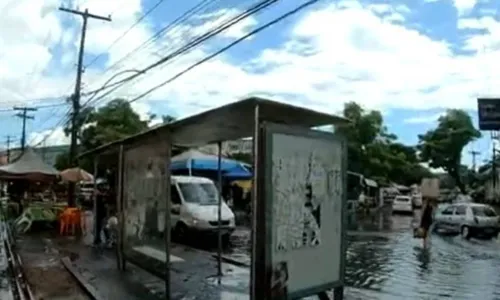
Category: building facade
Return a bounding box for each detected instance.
[197,139,253,156]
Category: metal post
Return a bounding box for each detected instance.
[164,140,172,300]
[250,104,260,300]
[217,141,223,283]
[188,158,192,176]
[92,157,98,243]
[117,146,125,271]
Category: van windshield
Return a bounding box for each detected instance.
[178,182,220,205]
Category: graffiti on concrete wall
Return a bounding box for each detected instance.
[272,133,343,254]
[123,141,168,245]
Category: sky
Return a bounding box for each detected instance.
[0,0,499,167]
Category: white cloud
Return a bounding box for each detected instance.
[5,0,500,146]
[458,16,500,51]
[420,162,445,173]
[130,101,151,121]
[404,113,444,124]
[28,126,69,146]
[453,0,478,16]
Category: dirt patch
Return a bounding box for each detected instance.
[16,235,89,300]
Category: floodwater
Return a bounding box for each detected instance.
[225,206,500,300]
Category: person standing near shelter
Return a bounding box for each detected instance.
[93,180,108,246]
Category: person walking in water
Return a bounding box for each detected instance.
[420,198,435,248]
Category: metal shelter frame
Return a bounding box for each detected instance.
[79,96,350,300]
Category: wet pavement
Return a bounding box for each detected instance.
[5,205,500,300]
[0,223,14,300]
[218,206,500,300]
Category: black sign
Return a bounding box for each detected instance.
[478,98,500,130]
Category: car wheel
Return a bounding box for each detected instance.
[175,223,188,241]
[432,223,439,233]
[461,225,471,240]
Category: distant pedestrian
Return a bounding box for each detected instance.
[419,198,436,248]
[93,181,108,246]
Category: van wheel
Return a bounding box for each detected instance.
[461,226,471,240]
[175,223,188,241]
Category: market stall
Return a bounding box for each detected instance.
[0,148,61,231]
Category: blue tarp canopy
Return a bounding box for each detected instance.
[170,149,252,179]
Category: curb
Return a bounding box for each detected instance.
[211,254,250,268]
[61,256,105,300]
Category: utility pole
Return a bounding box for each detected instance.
[469,150,480,172]
[59,7,111,206]
[13,107,37,152]
[5,135,12,163]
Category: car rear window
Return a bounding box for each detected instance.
[472,206,497,217]
[396,197,410,202]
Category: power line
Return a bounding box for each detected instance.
[0,102,68,113]
[80,0,222,100]
[97,0,218,75]
[84,0,167,69]
[84,0,277,107]
[129,0,319,104]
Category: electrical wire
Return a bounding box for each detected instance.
[83,0,276,107]
[81,0,222,98]
[128,0,319,104]
[84,0,167,69]
[98,0,218,75]
[0,102,68,113]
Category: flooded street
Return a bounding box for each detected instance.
[223,206,500,300]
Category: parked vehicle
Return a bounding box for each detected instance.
[392,195,413,214]
[434,203,500,239]
[170,176,235,244]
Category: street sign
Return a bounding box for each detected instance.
[477,98,500,130]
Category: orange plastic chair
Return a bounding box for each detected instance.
[59,208,84,236]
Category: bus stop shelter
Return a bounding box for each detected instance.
[79,96,350,300]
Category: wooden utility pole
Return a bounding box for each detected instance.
[469,150,480,172]
[59,7,111,206]
[5,135,12,163]
[13,107,37,152]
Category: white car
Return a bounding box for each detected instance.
[434,203,500,239]
[392,195,413,214]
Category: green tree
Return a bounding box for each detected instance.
[162,114,176,124]
[54,151,70,170]
[58,98,150,172]
[336,102,431,185]
[418,109,481,193]
[79,99,149,150]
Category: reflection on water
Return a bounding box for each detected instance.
[207,208,500,300]
[345,227,500,299]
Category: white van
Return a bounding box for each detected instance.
[170,176,235,242]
